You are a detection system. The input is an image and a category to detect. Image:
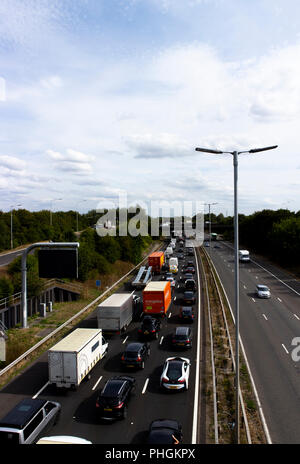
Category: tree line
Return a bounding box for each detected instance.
[209,209,300,268]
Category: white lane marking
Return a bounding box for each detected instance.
[168,312,172,318]
[252,297,256,303]
[243,285,247,289]
[122,335,129,344]
[92,375,103,391]
[142,378,149,394]
[159,336,164,345]
[32,381,50,399]
[294,314,300,320]
[282,344,289,354]
[174,296,177,301]
[277,297,282,303]
[262,314,268,321]
[255,276,258,279]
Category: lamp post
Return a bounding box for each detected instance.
[49,198,62,226]
[76,200,87,233]
[10,203,22,249]
[195,144,278,443]
[204,202,218,255]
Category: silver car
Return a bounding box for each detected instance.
[256,285,271,299]
[160,357,191,391]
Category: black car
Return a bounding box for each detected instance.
[184,266,195,274]
[180,273,193,282]
[179,306,194,322]
[183,291,196,305]
[121,342,150,369]
[171,326,193,348]
[96,376,135,420]
[184,279,196,291]
[138,315,161,339]
[177,253,184,260]
[147,419,183,444]
[187,248,194,256]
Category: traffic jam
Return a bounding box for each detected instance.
[0,237,199,445]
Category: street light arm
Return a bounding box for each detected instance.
[248,145,278,153]
[195,147,223,154]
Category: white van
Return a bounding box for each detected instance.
[239,250,250,262]
[0,398,61,444]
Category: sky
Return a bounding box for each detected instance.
[0,0,300,217]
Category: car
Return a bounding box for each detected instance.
[95,376,136,420]
[180,273,193,282]
[187,248,194,256]
[214,245,221,249]
[160,356,191,390]
[0,398,61,444]
[121,342,150,369]
[184,279,196,291]
[184,266,195,274]
[186,260,194,267]
[164,272,173,280]
[166,276,176,288]
[179,306,194,322]
[161,262,169,271]
[183,291,196,305]
[138,315,161,339]
[147,419,183,444]
[256,285,271,299]
[177,253,184,260]
[204,242,210,247]
[171,327,193,349]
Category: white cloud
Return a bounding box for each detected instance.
[0,155,26,171]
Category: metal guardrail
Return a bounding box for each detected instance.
[0,243,161,380]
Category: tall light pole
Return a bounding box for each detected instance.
[204,202,218,255]
[49,198,62,227]
[10,203,22,249]
[76,199,87,233]
[195,144,278,443]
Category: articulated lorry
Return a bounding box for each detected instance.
[97,292,140,332]
[48,328,108,389]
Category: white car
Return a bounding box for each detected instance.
[256,285,271,299]
[160,357,191,391]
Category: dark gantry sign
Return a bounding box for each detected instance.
[38,248,78,278]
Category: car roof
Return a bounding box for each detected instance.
[150,419,180,431]
[102,378,127,396]
[184,291,194,296]
[181,306,193,311]
[257,284,269,289]
[125,342,144,351]
[0,398,47,429]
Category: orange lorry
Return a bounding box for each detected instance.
[143,281,172,316]
[148,251,164,273]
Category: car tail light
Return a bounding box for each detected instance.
[186,339,190,343]
[95,401,100,408]
[138,329,142,332]
[121,355,125,361]
[177,378,185,383]
[151,330,156,333]
[114,401,124,409]
[137,355,142,361]
[162,377,168,383]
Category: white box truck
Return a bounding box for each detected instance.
[169,257,178,274]
[48,328,108,389]
[97,292,136,333]
[239,250,250,262]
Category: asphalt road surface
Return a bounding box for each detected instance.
[207,241,300,444]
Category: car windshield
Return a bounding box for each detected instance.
[182,309,191,315]
[184,292,193,297]
[258,286,269,291]
[101,381,124,397]
[125,352,139,359]
[142,319,153,327]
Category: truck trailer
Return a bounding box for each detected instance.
[48,328,108,389]
[148,251,164,273]
[97,292,136,332]
[143,281,172,317]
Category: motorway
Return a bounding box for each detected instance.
[0,248,26,267]
[207,241,300,444]
[0,242,201,444]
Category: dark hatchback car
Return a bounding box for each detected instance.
[96,376,135,420]
[182,291,196,305]
[138,315,161,340]
[121,342,150,369]
[147,419,183,444]
[184,279,196,291]
[183,266,195,274]
[171,327,193,349]
[179,306,194,323]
